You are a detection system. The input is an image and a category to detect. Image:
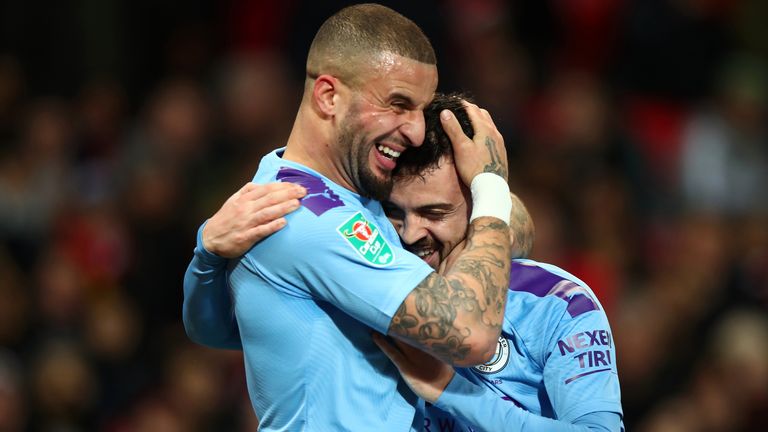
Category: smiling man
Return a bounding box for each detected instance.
[183,4,514,431]
[375,93,624,431]
[185,91,624,431]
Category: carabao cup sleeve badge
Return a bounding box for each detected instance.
[336,212,395,267]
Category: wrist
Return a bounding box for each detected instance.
[196,221,226,265]
[200,222,218,255]
[469,173,512,224]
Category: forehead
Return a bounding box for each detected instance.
[391,160,465,208]
[359,52,438,107]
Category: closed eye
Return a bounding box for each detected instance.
[420,211,449,221]
[382,201,404,220]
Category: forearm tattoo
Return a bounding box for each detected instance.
[482,136,508,180]
[389,218,511,363]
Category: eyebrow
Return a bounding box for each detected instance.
[383,201,457,213]
[415,203,455,212]
[389,92,417,108]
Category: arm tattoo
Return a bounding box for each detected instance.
[510,203,534,258]
[389,218,511,364]
[482,136,508,179]
[390,274,473,362]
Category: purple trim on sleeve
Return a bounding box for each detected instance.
[276,167,344,216]
[564,367,612,384]
[509,262,599,318]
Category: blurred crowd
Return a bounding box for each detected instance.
[0,1,767,431]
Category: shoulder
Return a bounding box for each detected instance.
[276,167,348,217]
[247,192,403,272]
[507,259,602,320]
[506,259,612,362]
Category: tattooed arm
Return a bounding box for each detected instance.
[388,103,513,367]
[509,192,534,259]
[390,219,511,365]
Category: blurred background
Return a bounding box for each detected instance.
[0,0,766,430]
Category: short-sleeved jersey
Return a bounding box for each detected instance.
[425,259,623,431]
[230,148,434,431]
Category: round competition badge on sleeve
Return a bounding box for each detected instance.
[474,337,510,374]
[336,212,395,267]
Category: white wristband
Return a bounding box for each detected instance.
[469,173,512,224]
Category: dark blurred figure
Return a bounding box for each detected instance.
[680,53,768,214]
[0,350,26,432]
[119,78,211,333]
[0,100,75,269]
[27,340,98,431]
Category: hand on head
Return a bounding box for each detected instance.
[440,101,508,186]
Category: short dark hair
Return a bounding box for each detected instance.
[394,92,474,179]
[306,4,436,88]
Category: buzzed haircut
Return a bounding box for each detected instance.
[306,3,436,87]
[394,92,474,180]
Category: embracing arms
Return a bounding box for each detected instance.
[182,182,305,348]
[183,103,512,368]
[386,103,513,366]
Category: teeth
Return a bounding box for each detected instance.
[377,145,401,158]
[414,249,434,258]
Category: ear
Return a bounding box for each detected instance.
[312,74,341,117]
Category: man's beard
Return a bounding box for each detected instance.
[404,237,441,270]
[337,107,394,201]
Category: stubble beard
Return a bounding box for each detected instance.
[338,106,394,201]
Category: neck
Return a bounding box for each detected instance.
[438,239,467,275]
[282,104,356,193]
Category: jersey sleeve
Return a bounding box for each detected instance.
[241,205,434,334]
[543,308,623,422]
[433,373,622,432]
[182,221,243,350]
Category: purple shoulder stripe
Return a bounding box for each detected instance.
[276,167,344,216]
[509,261,599,318]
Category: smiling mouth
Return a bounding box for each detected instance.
[412,248,435,258]
[376,144,402,161]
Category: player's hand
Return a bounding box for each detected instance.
[372,332,455,404]
[202,182,306,258]
[440,102,508,185]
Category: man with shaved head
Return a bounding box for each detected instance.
[183,4,514,431]
[186,93,624,430]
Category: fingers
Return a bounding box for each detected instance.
[240,182,306,241]
[246,217,288,243]
[441,101,507,185]
[439,109,471,152]
[253,185,305,209]
[238,182,306,221]
[462,101,493,133]
[250,197,302,228]
[242,182,306,201]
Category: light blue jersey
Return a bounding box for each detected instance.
[228,148,433,431]
[425,259,623,432]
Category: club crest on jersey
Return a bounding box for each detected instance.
[336,212,394,266]
[474,336,510,374]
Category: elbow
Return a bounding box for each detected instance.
[183,306,242,350]
[452,326,502,367]
[182,307,217,347]
[182,310,206,345]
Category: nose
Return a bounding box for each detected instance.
[399,213,428,246]
[399,110,426,148]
